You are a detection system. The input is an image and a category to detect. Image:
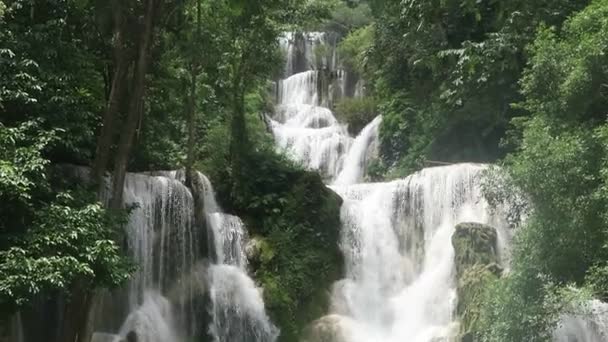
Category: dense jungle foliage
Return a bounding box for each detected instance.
[3,0,608,341]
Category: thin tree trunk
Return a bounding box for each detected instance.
[185,70,197,187]
[185,0,202,187]
[230,67,248,200]
[109,0,157,209]
[91,1,128,191]
[58,281,93,342]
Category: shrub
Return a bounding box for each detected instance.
[334,96,377,135]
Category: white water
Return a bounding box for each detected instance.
[83,171,276,342]
[274,31,513,342]
[555,301,608,342]
[112,292,179,342]
[329,164,511,342]
[208,265,279,342]
[205,190,278,342]
[272,32,376,182]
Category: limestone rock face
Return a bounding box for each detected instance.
[452,222,503,341]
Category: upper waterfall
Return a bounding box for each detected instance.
[271,31,378,183]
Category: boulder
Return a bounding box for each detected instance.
[300,315,351,342]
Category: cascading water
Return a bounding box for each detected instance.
[88,172,203,342]
[275,30,499,342]
[554,301,608,341]
[329,164,511,342]
[205,195,278,342]
[274,30,608,342]
[85,171,276,342]
[272,32,375,181]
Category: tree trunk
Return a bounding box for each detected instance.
[185,69,197,187]
[229,69,248,200]
[185,0,202,187]
[58,282,93,342]
[91,1,128,192]
[109,0,157,209]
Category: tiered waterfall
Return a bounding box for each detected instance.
[274,31,608,342]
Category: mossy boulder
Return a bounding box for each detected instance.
[452,222,502,341]
[225,151,344,342]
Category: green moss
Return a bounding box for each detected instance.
[334,97,378,136]
[452,222,502,341]
[255,170,343,342]
[452,222,498,275]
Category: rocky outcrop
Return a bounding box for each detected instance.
[452,222,503,341]
[300,315,350,342]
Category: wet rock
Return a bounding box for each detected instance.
[452,222,502,342]
[90,332,120,342]
[452,222,498,275]
[301,315,351,342]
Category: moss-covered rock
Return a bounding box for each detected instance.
[254,170,343,342]
[219,148,344,342]
[452,222,502,341]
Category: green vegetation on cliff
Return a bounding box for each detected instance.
[452,223,501,341]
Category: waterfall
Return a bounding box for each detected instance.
[278,32,340,77]
[88,172,201,342]
[327,164,513,342]
[208,265,278,342]
[205,193,278,342]
[272,31,370,182]
[272,29,608,340]
[334,116,382,186]
[275,30,497,342]
[114,292,179,342]
[554,301,608,341]
[83,171,276,342]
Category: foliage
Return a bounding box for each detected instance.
[321,0,372,34]
[241,163,342,342]
[0,196,132,308]
[475,1,608,339]
[0,121,131,313]
[0,0,105,164]
[364,0,589,177]
[333,96,377,135]
[337,24,374,76]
